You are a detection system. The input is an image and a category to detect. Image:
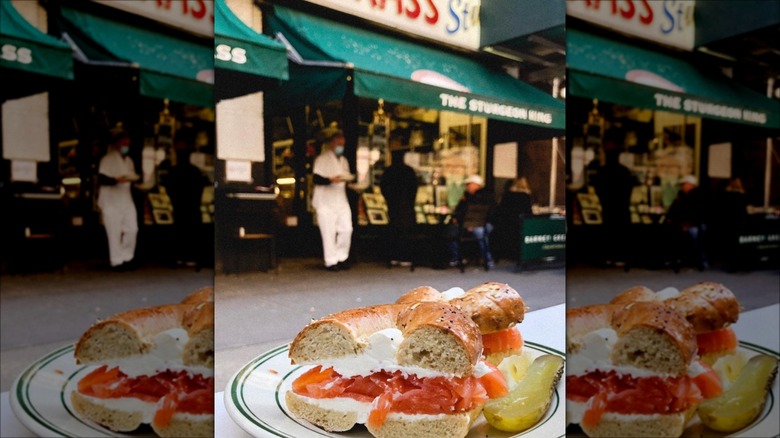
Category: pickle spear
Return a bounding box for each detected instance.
[698,354,779,433]
[483,354,564,432]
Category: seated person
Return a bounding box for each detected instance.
[448,175,496,268]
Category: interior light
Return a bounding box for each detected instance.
[276,177,296,185]
[62,177,81,185]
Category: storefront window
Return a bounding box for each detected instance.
[270,98,492,227]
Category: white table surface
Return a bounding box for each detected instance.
[3,303,778,437]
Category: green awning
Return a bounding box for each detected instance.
[215,0,288,81]
[0,1,73,80]
[58,7,213,107]
[567,29,779,129]
[267,6,564,128]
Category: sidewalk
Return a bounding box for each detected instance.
[567,263,779,310]
[0,260,214,392]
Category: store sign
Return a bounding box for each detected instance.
[1,44,33,65]
[215,44,247,65]
[653,92,769,125]
[438,92,554,125]
[567,0,695,50]
[302,0,481,50]
[521,216,566,262]
[92,0,214,37]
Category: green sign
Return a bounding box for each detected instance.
[215,0,288,80]
[267,6,564,128]
[521,215,566,263]
[1,1,73,80]
[568,29,779,129]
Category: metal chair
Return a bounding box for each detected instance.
[454,203,493,272]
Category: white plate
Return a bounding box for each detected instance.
[566,341,780,437]
[224,341,566,438]
[9,344,155,437]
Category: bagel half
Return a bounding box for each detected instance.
[71,287,214,437]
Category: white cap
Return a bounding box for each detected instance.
[679,175,698,186]
[465,174,484,187]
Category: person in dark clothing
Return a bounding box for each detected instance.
[720,177,749,228]
[666,174,709,270]
[448,174,496,268]
[494,177,533,261]
[165,145,207,267]
[591,141,635,265]
[711,177,749,268]
[380,150,419,266]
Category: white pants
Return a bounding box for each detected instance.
[102,202,138,267]
[316,203,352,267]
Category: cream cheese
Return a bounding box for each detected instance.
[472,360,492,378]
[568,328,675,378]
[687,359,708,377]
[301,395,373,423]
[312,328,460,379]
[441,287,466,301]
[570,399,665,423]
[568,393,668,425]
[100,328,213,378]
[77,393,212,424]
[566,399,586,425]
[656,287,680,300]
[78,392,159,423]
[294,394,449,424]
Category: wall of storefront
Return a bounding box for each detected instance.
[2,0,216,273]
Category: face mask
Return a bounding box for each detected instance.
[334,145,344,156]
[120,145,130,155]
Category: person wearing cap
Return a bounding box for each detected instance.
[312,127,353,271]
[448,174,496,268]
[666,174,710,270]
[97,124,140,270]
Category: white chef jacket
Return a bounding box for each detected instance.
[312,150,350,210]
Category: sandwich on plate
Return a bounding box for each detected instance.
[285,300,510,438]
[71,287,214,437]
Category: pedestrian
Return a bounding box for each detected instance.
[712,177,749,269]
[591,132,635,266]
[380,150,418,266]
[666,174,710,270]
[448,174,496,268]
[494,177,533,261]
[164,137,207,267]
[97,124,139,270]
[312,126,353,271]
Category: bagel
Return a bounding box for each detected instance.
[396,282,528,334]
[610,282,741,360]
[286,301,507,438]
[396,282,528,364]
[610,282,740,334]
[71,287,214,437]
[566,301,703,437]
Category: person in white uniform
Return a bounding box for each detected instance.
[97,127,139,269]
[312,128,353,271]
